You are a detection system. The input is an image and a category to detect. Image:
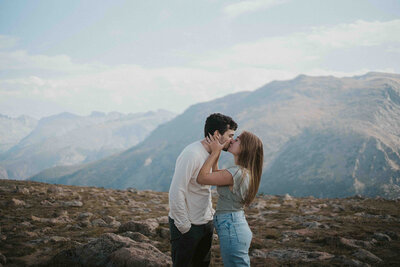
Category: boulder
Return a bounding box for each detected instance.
[353,249,382,263]
[119,219,159,236]
[156,216,169,224]
[121,231,150,242]
[109,244,171,266]
[15,186,30,195]
[49,233,171,266]
[47,186,64,194]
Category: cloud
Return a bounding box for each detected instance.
[1,20,399,118]
[223,0,287,18]
[0,50,106,73]
[196,19,400,70]
[306,19,400,48]
[0,35,17,49]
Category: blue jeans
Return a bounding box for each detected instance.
[214,211,252,267]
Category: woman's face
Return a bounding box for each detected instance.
[228,136,241,156]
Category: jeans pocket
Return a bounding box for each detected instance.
[232,222,252,247]
[215,217,230,231]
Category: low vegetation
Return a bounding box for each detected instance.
[0,179,399,266]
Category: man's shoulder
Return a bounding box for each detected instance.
[181,140,202,155]
[177,140,206,162]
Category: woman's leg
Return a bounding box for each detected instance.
[230,218,252,266]
[215,212,252,267]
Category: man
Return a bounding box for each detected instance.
[168,113,238,266]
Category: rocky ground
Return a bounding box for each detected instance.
[0,179,399,266]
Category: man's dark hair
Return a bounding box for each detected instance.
[204,113,238,137]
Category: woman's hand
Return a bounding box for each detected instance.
[206,133,227,154]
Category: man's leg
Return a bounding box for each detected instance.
[169,217,202,267]
[192,220,213,267]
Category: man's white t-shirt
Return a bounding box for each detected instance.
[168,140,214,234]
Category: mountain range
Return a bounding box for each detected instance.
[0,110,176,180]
[29,72,400,198]
[0,114,38,153]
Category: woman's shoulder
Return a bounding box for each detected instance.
[226,165,240,176]
[226,165,249,179]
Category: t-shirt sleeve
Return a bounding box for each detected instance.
[226,166,248,200]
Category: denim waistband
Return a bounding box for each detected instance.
[214,210,245,220]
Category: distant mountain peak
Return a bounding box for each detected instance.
[90,111,106,117]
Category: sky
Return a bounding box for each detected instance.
[1,0,400,119]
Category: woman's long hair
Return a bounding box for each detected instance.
[236,131,264,206]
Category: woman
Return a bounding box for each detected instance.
[197,131,264,266]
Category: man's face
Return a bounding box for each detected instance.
[219,129,235,151]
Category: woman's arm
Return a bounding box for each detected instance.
[212,151,220,172]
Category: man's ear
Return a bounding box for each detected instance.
[213,130,220,137]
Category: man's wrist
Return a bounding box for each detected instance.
[177,223,191,234]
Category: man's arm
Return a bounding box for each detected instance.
[169,151,199,234]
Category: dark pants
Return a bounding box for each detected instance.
[169,217,213,267]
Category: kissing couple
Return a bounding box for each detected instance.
[168,113,264,266]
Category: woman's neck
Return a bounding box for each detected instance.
[234,155,239,165]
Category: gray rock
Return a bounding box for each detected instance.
[373,232,391,241]
[303,221,330,229]
[251,248,334,262]
[104,216,121,228]
[300,206,321,214]
[332,255,370,267]
[126,187,138,193]
[119,219,159,236]
[47,186,64,194]
[49,233,171,266]
[79,219,92,228]
[325,236,374,250]
[15,186,30,195]
[158,227,170,239]
[20,221,33,228]
[31,215,72,225]
[91,218,108,227]
[383,231,399,240]
[353,248,382,263]
[108,244,171,266]
[78,212,93,220]
[0,252,6,265]
[50,236,71,242]
[61,200,83,207]
[11,198,26,206]
[40,200,55,206]
[282,193,293,201]
[156,216,169,224]
[121,231,150,242]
